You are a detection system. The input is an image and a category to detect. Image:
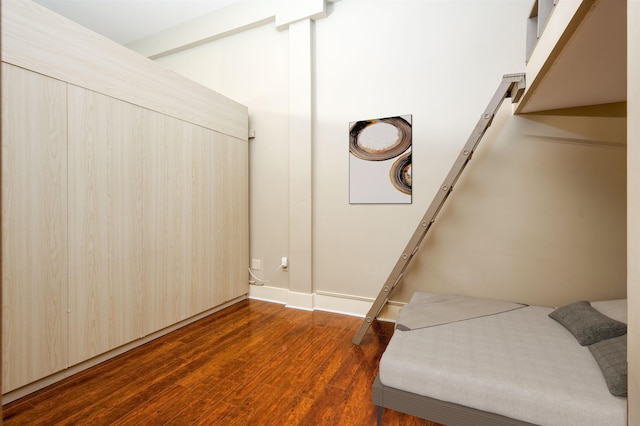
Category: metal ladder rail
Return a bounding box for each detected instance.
[352,73,526,345]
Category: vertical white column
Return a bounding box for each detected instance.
[287,18,314,308]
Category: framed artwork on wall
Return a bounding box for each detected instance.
[349,114,412,204]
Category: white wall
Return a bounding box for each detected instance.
[313,1,529,302]
[399,109,626,305]
[143,0,626,314]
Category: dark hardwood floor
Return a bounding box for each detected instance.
[3,299,442,425]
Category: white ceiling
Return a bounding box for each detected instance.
[33,0,244,45]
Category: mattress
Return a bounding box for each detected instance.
[378,293,627,426]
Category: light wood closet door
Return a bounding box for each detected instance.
[208,134,249,305]
[67,86,144,365]
[143,118,249,334]
[2,63,69,392]
[226,136,249,300]
[143,113,196,334]
[191,127,214,314]
[194,131,249,312]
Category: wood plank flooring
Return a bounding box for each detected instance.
[3,299,442,425]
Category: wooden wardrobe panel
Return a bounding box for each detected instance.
[207,134,250,305]
[143,121,249,334]
[1,63,69,392]
[67,86,144,365]
[210,136,232,305]
[191,127,216,313]
[142,113,196,334]
[195,131,249,310]
[226,136,250,300]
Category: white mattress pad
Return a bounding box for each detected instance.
[379,296,627,426]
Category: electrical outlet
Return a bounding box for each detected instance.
[251,259,262,270]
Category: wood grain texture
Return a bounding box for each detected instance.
[143,118,249,334]
[192,130,249,312]
[2,68,248,394]
[67,86,145,365]
[208,134,250,306]
[3,300,443,425]
[224,135,250,301]
[190,127,209,314]
[2,71,248,394]
[143,113,196,334]
[1,63,69,392]
[1,0,248,140]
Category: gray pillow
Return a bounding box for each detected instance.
[589,334,627,397]
[548,301,627,346]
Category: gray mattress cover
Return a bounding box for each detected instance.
[379,294,627,426]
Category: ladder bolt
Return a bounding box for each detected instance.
[402,254,408,260]
[483,113,491,119]
[421,221,427,227]
[383,286,389,292]
[442,185,449,191]
[463,150,469,155]
[366,317,372,323]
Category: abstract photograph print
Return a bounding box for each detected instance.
[349,115,412,204]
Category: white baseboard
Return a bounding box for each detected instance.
[286,291,314,310]
[313,292,371,317]
[248,285,404,321]
[248,284,289,304]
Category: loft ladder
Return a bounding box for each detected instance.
[352,73,526,345]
